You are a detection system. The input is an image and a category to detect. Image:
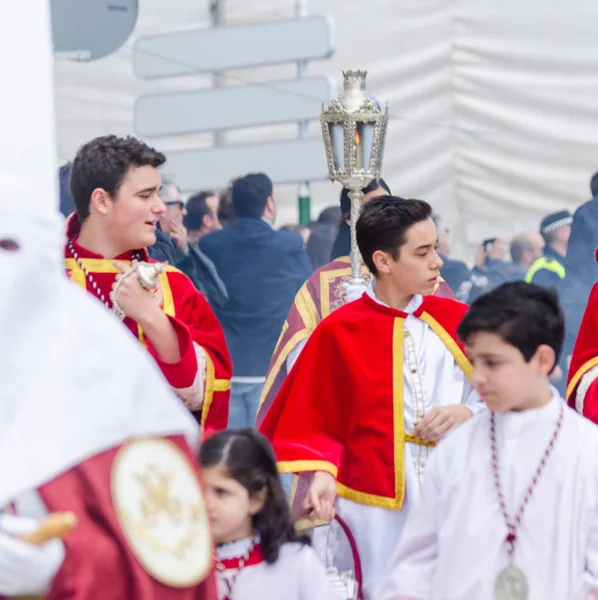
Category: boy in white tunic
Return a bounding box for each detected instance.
[378,282,598,600]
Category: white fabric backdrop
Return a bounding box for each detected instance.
[54,0,598,261]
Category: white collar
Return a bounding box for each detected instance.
[494,387,564,429]
[366,280,423,314]
[217,533,261,560]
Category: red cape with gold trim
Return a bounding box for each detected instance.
[567,282,598,421]
[64,214,231,432]
[256,256,455,427]
[38,435,217,600]
[259,293,471,510]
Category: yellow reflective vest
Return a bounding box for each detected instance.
[525,257,566,283]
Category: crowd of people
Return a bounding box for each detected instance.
[6,2,598,600]
[65,162,592,406]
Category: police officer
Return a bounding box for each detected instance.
[526,210,572,288]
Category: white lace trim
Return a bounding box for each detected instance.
[174,342,206,411]
[217,534,261,560]
[576,365,598,415]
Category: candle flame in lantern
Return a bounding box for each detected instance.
[355,132,361,145]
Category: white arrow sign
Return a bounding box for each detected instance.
[133,15,335,78]
[162,138,329,191]
[134,76,335,137]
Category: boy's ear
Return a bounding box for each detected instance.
[534,344,557,376]
[372,249,395,274]
[90,187,111,216]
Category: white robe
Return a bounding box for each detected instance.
[377,391,598,600]
[216,539,340,600]
[314,288,484,600]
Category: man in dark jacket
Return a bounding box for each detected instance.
[200,173,312,428]
[148,178,227,309]
[467,236,512,303]
[558,175,598,387]
[567,172,598,270]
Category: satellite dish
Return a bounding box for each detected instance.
[50,0,138,61]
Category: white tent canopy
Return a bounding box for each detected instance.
[54,0,598,261]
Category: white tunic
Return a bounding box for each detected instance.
[315,288,484,600]
[216,539,339,600]
[378,391,598,600]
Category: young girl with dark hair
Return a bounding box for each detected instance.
[200,429,338,600]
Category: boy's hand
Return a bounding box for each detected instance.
[414,405,473,442]
[304,471,336,523]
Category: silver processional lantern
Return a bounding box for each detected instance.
[321,70,388,284]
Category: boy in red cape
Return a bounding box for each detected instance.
[64,136,231,432]
[255,190,454,428]
[567,262,598,421]
[259,196,483,599]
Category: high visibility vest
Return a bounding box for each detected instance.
[525,257,566,283]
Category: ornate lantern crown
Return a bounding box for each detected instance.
[320,70,388,190]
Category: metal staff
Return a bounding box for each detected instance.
[321,70,388,284]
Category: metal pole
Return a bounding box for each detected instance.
[211,0,225,148]
[348,187,364,284]
[296,0,311,225]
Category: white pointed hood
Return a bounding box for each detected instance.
[0,0,199,509]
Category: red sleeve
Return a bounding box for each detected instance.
[146,316,197,388]
[163,270,232,432]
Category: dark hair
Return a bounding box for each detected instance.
[318,206,342,226]
[232,173,273,218]
[591,171,598,198]
[184,191,217,230]
[70,135,165,223]
[458,282,564,370]
[339,178,391,219]
[199,429,308,563]
[218,184,236,225]
[356,195,432,276]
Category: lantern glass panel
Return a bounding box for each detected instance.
[355,121,375,171]
[329,122,345,171]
